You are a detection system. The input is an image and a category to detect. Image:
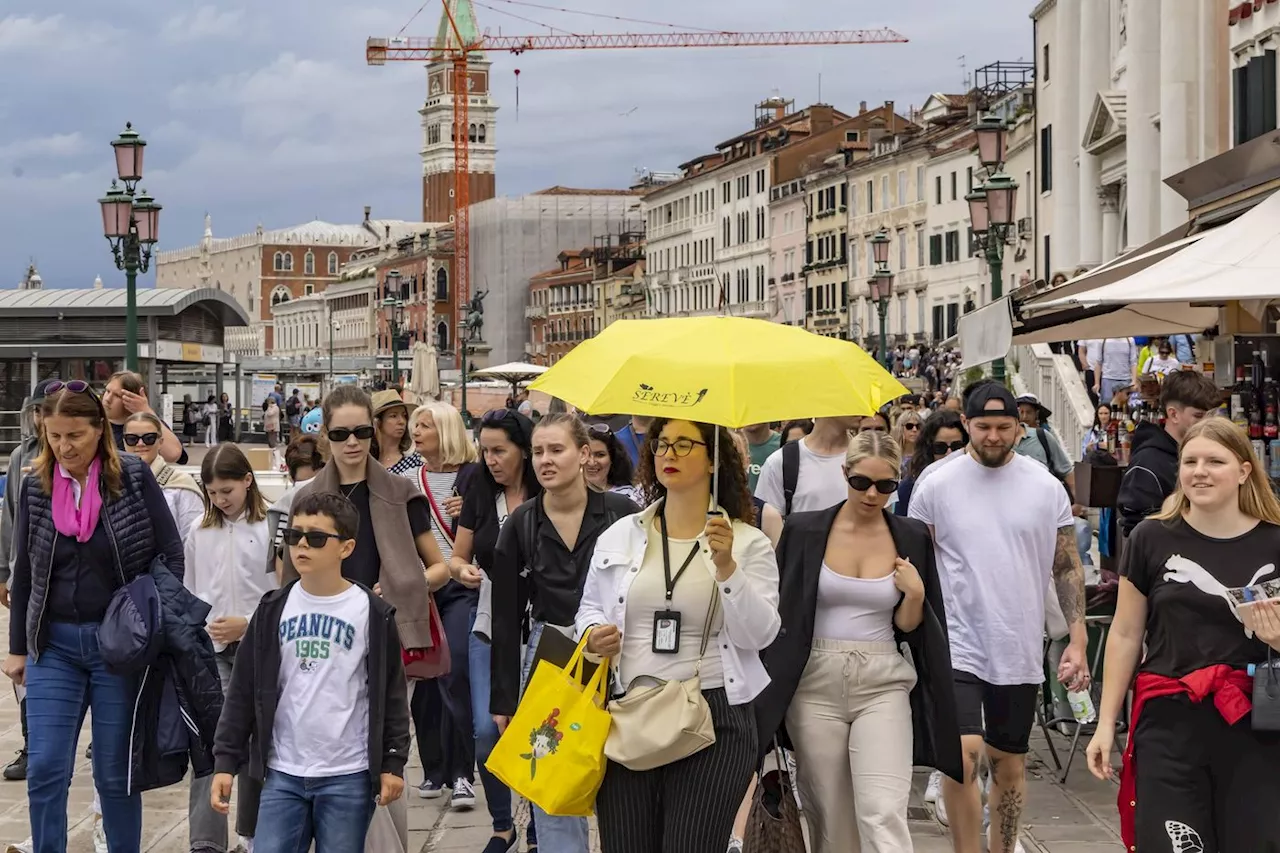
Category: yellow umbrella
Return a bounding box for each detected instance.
[528,316,908,428]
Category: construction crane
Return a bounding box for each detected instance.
[367,1,907,410]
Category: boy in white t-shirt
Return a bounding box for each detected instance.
[211,492,410,853]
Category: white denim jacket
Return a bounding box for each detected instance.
[575,500,781,706]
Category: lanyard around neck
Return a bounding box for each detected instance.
[658,508,700,605]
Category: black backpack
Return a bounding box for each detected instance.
[285,396,300,417]
[781,439,801,517]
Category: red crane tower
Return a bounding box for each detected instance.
[368,1,906,411]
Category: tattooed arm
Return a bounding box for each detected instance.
[1053,524,1090,689]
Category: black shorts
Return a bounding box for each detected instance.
[953,671,1039,755]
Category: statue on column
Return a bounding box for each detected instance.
[1117,0,1127,48]
[465,289,489,342]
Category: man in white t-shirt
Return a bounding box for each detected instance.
[754,416,860,515]
[909,384,1089,853]
[1089,337,1137,405]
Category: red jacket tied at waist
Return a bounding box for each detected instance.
[1119,665,1253,850]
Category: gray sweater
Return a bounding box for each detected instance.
[1,435,39,585]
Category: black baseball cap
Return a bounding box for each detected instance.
[965,384,1020,420]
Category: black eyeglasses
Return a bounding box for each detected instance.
[283,528,347,548]
[327,425,375,443]
[931,440,966,455]
[650,437,707,458]
[46,380,93,396]
[123,432,160,447]
[588,423,613,437]
[847,474,899,495]
[903,423,921,431]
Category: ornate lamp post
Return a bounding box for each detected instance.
[382,271,405,385]
[967,114,1020,383]
[99,123,161,372]
[869,227,893,369]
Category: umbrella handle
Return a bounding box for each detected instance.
[713,428,720,510]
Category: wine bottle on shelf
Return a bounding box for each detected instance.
[1265,377,1278,441]
[1232,366,1249,431]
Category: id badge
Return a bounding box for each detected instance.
[653,610,682,654]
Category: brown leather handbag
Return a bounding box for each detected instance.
[743,743,806,853]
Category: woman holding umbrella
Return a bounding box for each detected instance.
[577,417,780,852]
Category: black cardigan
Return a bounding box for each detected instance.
[754,505,963,783]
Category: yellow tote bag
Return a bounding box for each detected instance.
[485,635,611,817]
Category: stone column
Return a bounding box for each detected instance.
[1099,185,1121,262]
[1199,0,1230,161]
[1126,0,1161,248]
[1160,0,1200,230]
[1053,0,1082,270]
[1077,0,1109,267]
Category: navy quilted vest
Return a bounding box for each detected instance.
[24,454,158,657]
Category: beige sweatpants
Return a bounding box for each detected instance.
[784,639,917,853]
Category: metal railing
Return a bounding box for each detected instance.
[1010,343,1094,459]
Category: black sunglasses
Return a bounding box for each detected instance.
[482,408,512,426]
[283,528,347,548]
[932,440,966,454]
[847,474,899,495]
[327,425,375,443]
[123,432,161,447]
[903,423,921,431]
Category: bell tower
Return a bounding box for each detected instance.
[421,0,497,223]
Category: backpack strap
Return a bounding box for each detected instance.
[782,439,801,517]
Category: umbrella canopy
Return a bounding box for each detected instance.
[471,361,549,400]
[528,316,907,428]
[409,342,440,400]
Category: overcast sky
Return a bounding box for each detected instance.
[0,1,1032,290]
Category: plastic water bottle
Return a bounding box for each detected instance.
[1067,689,1097,724]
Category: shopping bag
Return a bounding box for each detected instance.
[364,805,405,853]
[484,635,610,818]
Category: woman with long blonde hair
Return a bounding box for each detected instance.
[890,410,922,476]
[1087,417,1280,851]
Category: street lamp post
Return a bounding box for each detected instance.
[869,227,893,369]
[966,114,1020,384]
[458,319,471,427]
[99,123,162,373]
[382,271,405,386]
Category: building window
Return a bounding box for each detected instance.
[916,165,925,202]
[722,181,731,204]
[932,304,945,341]
[866,180,874,213]
[915,224,925,267]
[846,130,860,142]
[270,285,291,307]
[1234,50,1278,146]
[435,267,449,301]
[1040,125,1053,191]
[897,170,906,206]
[468,123,477,142]
[1043,234,1052,282]
[304,283,314,295]
[881,175,890,207]
[935,176,942,205]
[929,234,943,266]
[327,251,339,275]
[897,227,907,269]
[950,171,957,201]
[966,167,974,193]
[944,230,960,263]
[273,251,293,272]
[1043,43,1050,81]
[304,251,315,275]
[946,302,959,338]
[436,320,449,351]
[479,124,487,143]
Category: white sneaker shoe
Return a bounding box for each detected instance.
[934,793,949,827]
[93,814,108,853]
[6,839,33,853]
[924,770,942,805]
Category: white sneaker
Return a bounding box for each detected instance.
[934,793,949,827]
[6,839,33,853]
[924,770,942,805]
[93,814,107,853]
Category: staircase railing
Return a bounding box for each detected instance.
[1010,343,1095,459]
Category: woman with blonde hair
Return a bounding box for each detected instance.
[756,430,961,853]
[122,411,205,542]
[1088,417,1280,851]
[404,400,485,804]
[890,409,923,476]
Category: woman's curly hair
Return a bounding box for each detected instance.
[637,418,753,522]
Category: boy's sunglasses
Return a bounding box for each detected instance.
[283,528,346,548]
[327,425,375,443]
[123,432,161,447]
[847,474,899,495]
[932,440,966,454]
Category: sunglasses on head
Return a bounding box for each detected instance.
[932,440,967,454]
[123,432,161,447]
[482,409,512,426]
[282,528,346,548]
[45,380,93,397]
[847,474,899,495]
[588,423,613,437]
[327,425,375,443]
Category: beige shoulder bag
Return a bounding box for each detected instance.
[603,592,719,771]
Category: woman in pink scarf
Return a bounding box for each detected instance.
[1,381,185,853]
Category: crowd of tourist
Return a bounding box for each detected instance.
[0,359,1276,853]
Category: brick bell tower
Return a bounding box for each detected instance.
[420,0,498,223]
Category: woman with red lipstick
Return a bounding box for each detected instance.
[1086,418,1280,852]
[578,417,780,853]
[754,430,960,853]
[489,413,639,853]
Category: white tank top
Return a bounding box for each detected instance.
[812,564,900,643]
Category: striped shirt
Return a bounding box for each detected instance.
[402,465,460,559]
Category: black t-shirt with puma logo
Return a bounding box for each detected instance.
[1122,516,1280,678]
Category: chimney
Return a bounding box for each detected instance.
[859,100,867,114]
[810,104,835,134]
[363,205,372,222]
[886,100,895,133]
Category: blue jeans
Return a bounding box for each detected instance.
[253,769,375,853]
[25,621,140,853]
[470,611,513,833]
[520,622,591,853]
[1073,516,1094,566]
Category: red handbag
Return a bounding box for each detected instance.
[403,595,450,679]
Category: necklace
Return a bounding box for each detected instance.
[340,481,363,498]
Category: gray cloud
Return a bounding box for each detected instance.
[0,0,1031,289]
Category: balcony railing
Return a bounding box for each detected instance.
[524,304,547,320]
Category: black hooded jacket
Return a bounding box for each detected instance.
[1117,422,1179,536]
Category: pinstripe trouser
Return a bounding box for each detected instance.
[595,687,757,853]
